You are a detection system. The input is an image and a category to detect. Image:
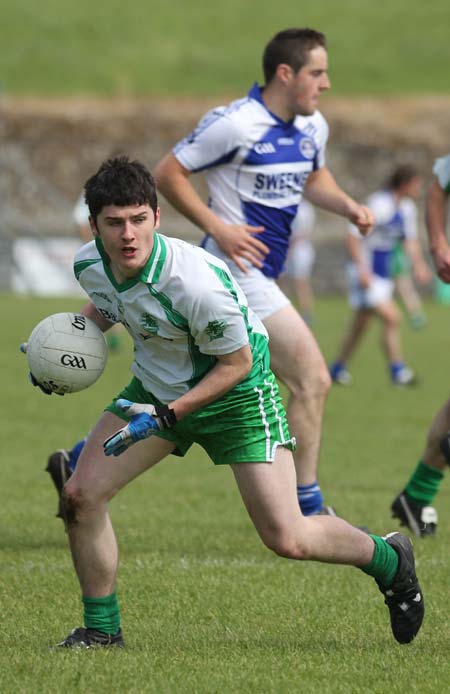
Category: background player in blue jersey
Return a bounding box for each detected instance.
[329,165,431,386]
[154,28,375,518]
[392,153,450,537]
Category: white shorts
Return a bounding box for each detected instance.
[283,240,316,279]
[347,263,394,309]
[203,237,290,320]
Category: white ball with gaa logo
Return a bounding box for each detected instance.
[25,312,108,394]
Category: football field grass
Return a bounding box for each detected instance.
[1,0,449,96]
[1,293,449,693]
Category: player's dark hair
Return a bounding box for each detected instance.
[85,156,158,223]
[385,164,420,191]
[263,28,327,83]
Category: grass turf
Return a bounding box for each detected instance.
[0,293,449,692]
[0,1,449,96]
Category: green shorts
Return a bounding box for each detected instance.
[390,243,411,277]
[106,374,295,466]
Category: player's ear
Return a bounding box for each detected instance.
[89,215,99,237]
[276,63,294,86]
[154,207,161,230]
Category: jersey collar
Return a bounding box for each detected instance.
[248,82,294,126]
[138,233,167,284]
[94,233,167,291]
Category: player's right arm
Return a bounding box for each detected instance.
[80,302,114,332]
[304,166,374,236]
[426,178,450,282]
[154,153,268,273]
[155,101,272,273]
[346,232,371,288]
[104,345,253,456]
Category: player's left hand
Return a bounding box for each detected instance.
[103,399,177,457]
[349,205,374,236]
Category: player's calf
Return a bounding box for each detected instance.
[439,429,450,465]
[46,450,72,528]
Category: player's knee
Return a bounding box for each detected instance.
[317,366,332,396]
[292,364,331,400]
[63,480,105,524]
[303,364,331,400]
[61,489,80,526]
[427,424,450,465]
[384,309,400,327]
[264,532,311,560]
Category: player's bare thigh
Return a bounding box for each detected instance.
[230,445,303,545]
[263,304,329,387]
[374,299,401,325]
[67,411,176,501]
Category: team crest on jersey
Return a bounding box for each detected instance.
[139,313,159,336]
[205,319,227,341]
[299,137,315,160]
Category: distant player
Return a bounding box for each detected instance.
[392,153,450,536]
[278,199,317,326]
[329,165,430,386]
[391,240,427,330]
[154,28,375,517]
[28,156,423,647]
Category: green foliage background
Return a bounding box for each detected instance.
[1,0,449,96]
[1,294,449,692]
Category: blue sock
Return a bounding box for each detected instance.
[330,361,345,378]
[68,439,86,473]
[297,482,324,515]
[390,362,405,379]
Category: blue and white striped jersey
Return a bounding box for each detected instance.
[349,190,418,278]
[173,83,328,278]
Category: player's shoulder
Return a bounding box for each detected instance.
[294,110,329,141]
[368,189,393,209]
[366,190,398,225]
[165,235,227,270]
[220,94,270,135]
[74,239,99,263]
[183,96,260,143]
[74,240,102,281]
[398,196,417,214]
[295,109,328,129]
[162,236,231,293]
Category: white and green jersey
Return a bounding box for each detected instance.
[74,233,269,403]
[433,154,450,193]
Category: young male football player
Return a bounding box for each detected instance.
[153,28,374,517]
[27,157,423,647]
[392,153,450,536]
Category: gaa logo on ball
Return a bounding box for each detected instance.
[60,354,88,369]
[26,312,108,394]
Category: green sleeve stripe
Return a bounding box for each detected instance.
[146,284,214,384]
[147,285,189,332]
[74,258,102,280]
[207,262,249,324]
